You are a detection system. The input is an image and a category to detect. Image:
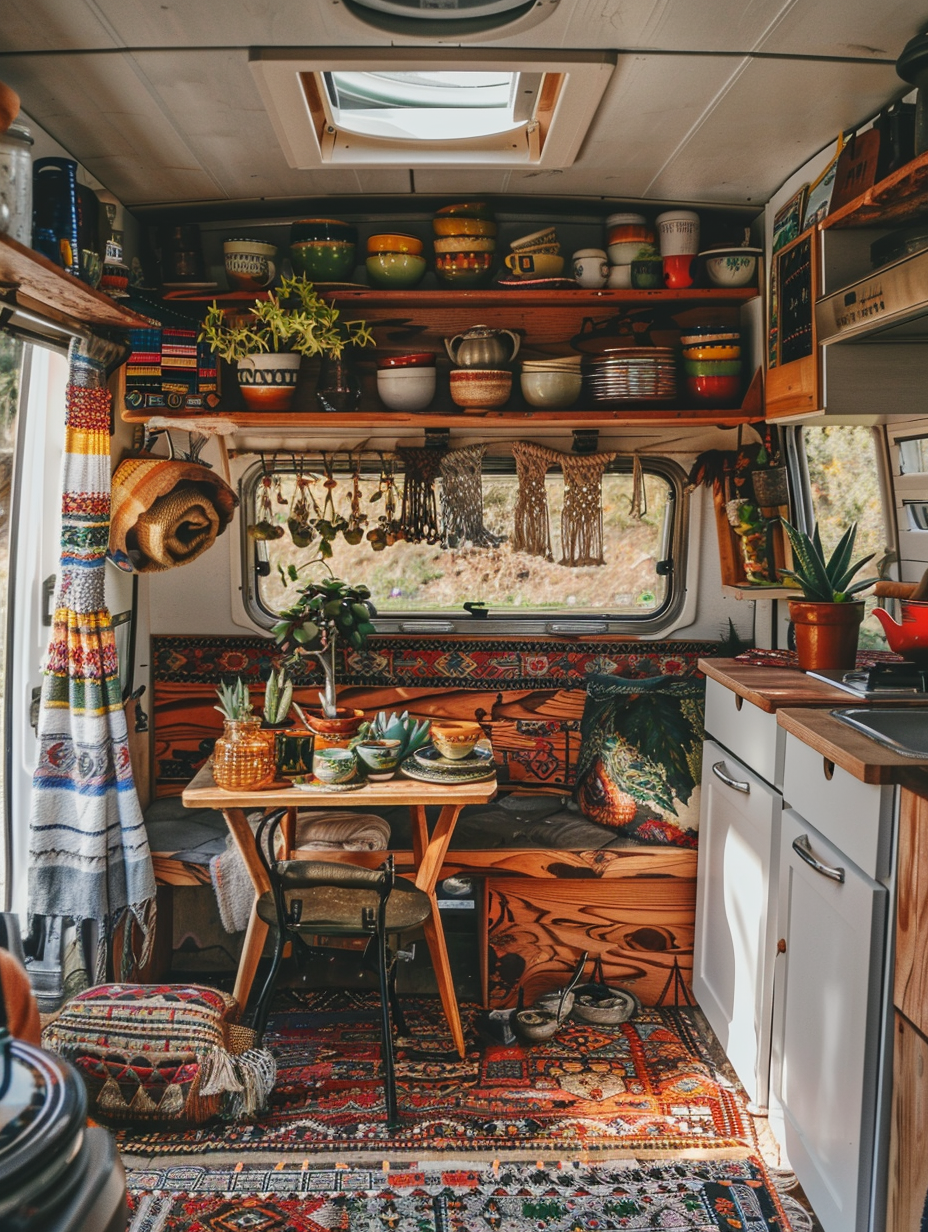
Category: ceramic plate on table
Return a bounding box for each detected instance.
[291,775,366,792]
[400,759,496,785]
[413,744,495,771]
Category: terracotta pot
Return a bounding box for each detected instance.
[788,600,864,671]
[302,706,365,750]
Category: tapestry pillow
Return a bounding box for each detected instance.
[574,673,705,847]
[42,982,276,1125]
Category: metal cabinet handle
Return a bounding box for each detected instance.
[711,761,750,794]
[792,833,845,884]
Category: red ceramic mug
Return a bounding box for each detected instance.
[663,254,695,288]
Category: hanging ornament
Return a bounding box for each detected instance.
[559,449,618,567]
[367,454,402,551]
[314,453,348,558]
[288,456,316,548]
[440,444,501,548]
[397,446,442,544]
[343,453,368,545]
[248,457,284,541]
[511,441,558,560]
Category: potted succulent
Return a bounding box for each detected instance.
[212,677,277,791]
[198,273,374,412]
[780,520,879,670]
[271,575,377,742]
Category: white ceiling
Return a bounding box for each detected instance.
[0,0,922,211]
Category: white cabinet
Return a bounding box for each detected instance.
[693,739,781,1110]
[704,677,785,789]
[769,807,889,1232]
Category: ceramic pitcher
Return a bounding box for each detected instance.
[444,324,521,368]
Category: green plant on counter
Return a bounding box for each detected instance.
[780,520,879,602]
[263,666,294,726]
[272,577,377,718]
[215,677,253,722]
[198,273,375,362]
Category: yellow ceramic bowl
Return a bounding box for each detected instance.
[367,232,424,256]
[433,216,498,238]
[433,234,497,254]
[430,721,484,760]
[504,252,565,278]
[681,345,742,361]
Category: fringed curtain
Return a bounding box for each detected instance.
[28,337,155,987]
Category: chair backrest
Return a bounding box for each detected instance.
[255,810,395,937]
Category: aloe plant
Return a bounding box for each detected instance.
[780,520,879,602]
[214,677,253,722]
[263,667,293,726]
[355,710,431,759]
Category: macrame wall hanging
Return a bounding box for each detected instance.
[511,441,558,561]
[440,444,501,548]
[396,446,442,544]
[558,449,618,567]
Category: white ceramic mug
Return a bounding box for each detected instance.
[224,239,277,290]
[572,248,608,288]
[655,210,700,256]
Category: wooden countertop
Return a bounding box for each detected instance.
[698,658,856,712]
[776,707,928,784]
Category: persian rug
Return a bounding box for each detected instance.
[116,991,751,1158]
[125,1157,793,1231]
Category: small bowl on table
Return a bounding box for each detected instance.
[312,747,358,784]
[355,739,403,781]
[430,720,484,760]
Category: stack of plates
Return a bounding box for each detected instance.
[400,743,497,784]
[582,347,677,405]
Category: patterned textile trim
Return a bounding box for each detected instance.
[42,982,276,1125]
[152,635,721,688]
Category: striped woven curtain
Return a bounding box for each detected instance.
[28,337,155,985]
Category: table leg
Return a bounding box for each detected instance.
[223,808,271,1016]
[409,804,466,1057]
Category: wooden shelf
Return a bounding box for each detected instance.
[822,150,928,230]
[721,585,800,601]
[163,286,760,308]
[0,233,150,330]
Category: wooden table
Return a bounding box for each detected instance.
[182,763,497,1057]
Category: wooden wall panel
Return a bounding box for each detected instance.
[887,1012,928,1232]
[895,788,928,1036]
[487,864,697,1008]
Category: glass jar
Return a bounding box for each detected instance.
[316,351,360,414]
[213,717,276,791]
[0,121,33,247]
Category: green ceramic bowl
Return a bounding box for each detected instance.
[365,252,427,289]
[290,239,357,282]
[683,358,743,377]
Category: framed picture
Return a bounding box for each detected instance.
[802,151,840,230]
[772,185,808,254]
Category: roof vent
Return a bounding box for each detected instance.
[345,0,556,38]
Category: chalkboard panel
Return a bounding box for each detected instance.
[778,233,814,367]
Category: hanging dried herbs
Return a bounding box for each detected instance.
[367,453,403,551]
[249,456,284,540]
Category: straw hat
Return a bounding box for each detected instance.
[109,456,238,573]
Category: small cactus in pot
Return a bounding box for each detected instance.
[263,666,294,727]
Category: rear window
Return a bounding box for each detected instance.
[241,453,683,632]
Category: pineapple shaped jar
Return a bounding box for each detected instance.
[212,677,276,792]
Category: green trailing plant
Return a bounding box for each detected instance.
[780,520,879,602]
[354,710,431,759]
[272,577,377,718]
[214,677,253,722]
[198,273,375,363]
[263,666,294,726]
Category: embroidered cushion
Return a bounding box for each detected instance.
[42,982,275,1125]
[574,673,705,847]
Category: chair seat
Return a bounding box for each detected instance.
[257,875,431,935]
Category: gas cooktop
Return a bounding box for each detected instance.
[807,662,928,699]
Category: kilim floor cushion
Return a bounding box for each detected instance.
[125,1157,794,1231]
[117,990,752,1158]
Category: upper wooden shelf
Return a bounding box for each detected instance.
[0,233,150,330]
[822,150,928,230]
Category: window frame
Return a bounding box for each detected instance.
[239,452,689,638]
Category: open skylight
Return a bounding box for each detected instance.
[249,49,615,169]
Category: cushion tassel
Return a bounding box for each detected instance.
[198,1044,244,1096]
[158,1082,187,1116]
[128,1083,159,1115]
[97,1077,129,1112]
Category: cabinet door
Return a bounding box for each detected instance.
[693,739,780,1109]
[770,808,888,1232]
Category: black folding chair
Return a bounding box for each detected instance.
[251,809,431,1124]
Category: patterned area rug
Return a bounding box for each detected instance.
[117,992,751,1158]
[126,1158,792,1230]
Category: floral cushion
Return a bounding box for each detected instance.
[574,673,705,847]
[42,982,275,1125]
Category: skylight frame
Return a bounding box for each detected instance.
[249,48,616,169]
